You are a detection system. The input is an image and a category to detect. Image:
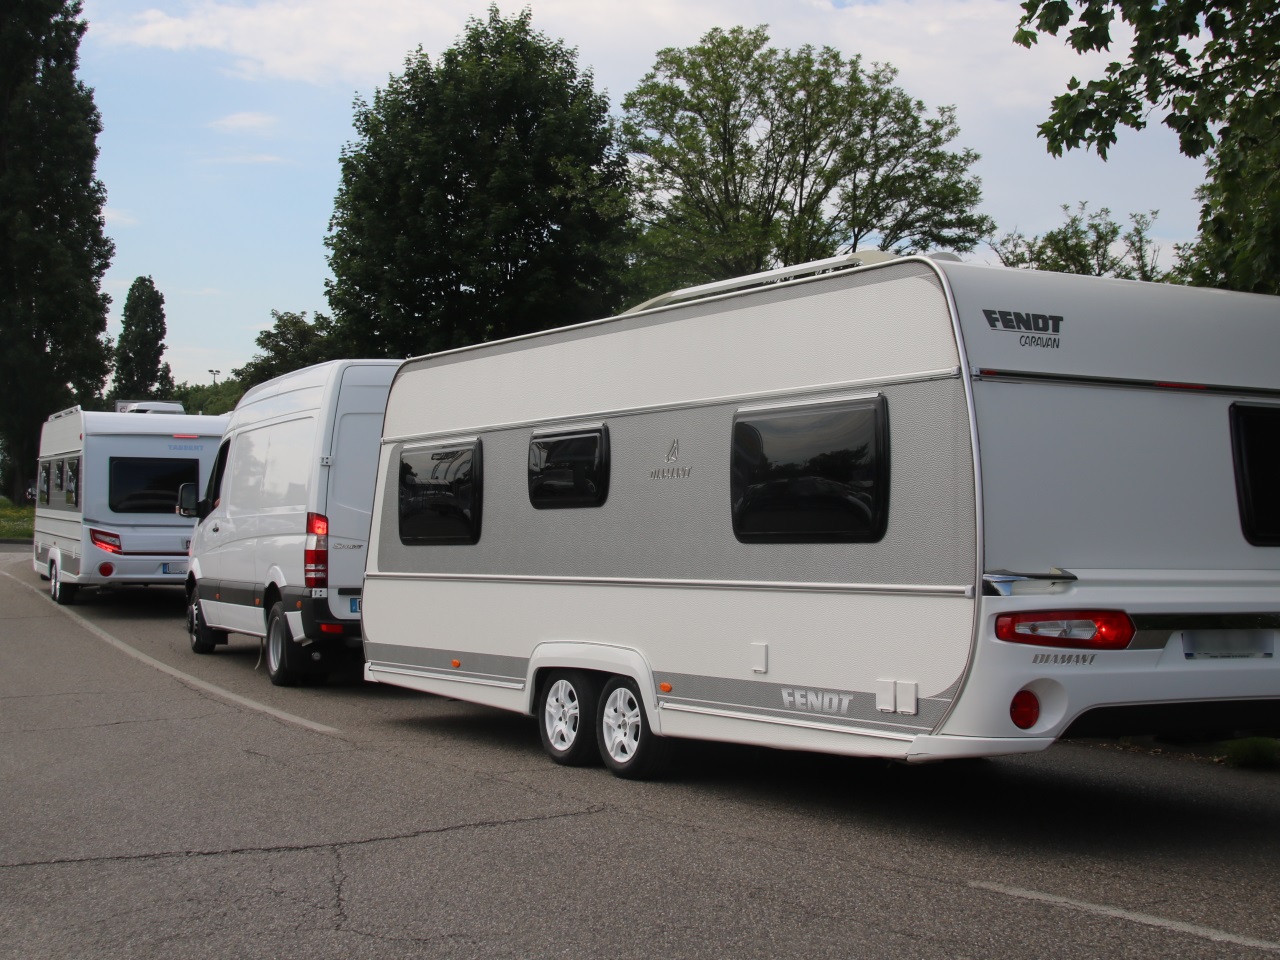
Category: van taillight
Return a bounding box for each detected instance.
[90,528,123,554]
[995,610,1135,650]
[304,512,328,588]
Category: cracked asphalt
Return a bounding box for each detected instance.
[4,543,1280,959]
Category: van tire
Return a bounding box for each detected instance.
[187,587,225,654]
[538,671,601,766]
[597,676,670,780]
[49,563,77,605]
[265,602,303,687]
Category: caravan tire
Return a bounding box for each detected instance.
[265,602,303,687]
[538,671,601,766]
[597,676,671,780]
[187,587,225,654]
[49,563,77,606]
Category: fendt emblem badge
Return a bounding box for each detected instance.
[650,440,692,480]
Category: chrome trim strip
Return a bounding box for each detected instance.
[658,701,917,741]
[367,662,526,690]
[364,570,974,598]
[382,367,962,445]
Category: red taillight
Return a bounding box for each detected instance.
[304,512,328,588]
[1010,690,1040,729]
[98,562,115,577]
[995,610,1135,650]
[319,623,343,634]
[90,528,123,554]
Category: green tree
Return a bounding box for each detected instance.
[990,202,1166,280]
[231,310,339,390]
[0,0,114,501]
[325,6,632,359]
[622,25,993,294]
[1013,0,1280,293]
[170,379,244,417]
[112,275,174,401]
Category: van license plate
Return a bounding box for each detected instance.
[163,562,187,575]
[350,598,361,614]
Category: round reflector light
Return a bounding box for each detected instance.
[1010,690,1040,730]
[98,562,115,577]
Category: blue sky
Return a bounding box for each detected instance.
[79,0,1207,385]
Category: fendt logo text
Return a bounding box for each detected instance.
[982,308,1064,349]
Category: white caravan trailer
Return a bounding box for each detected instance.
[361,253,1280,777]
[179,360,399,685]
[32,407,229,604]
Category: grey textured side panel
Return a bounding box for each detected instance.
[378,376,976,587]
[655,671,949,734]
[364,643,528,686]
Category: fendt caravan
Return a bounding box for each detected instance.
[179,360,398,685]
[361,253,1280,777]
[33,406,228,604]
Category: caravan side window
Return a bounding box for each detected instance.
[38,462,50,505]
[1231,403,1280,546]
[399,440,483,545]
[528,426,609,509]
[65,458,79,507]
[731,396,889,543]
[53,460,64,493]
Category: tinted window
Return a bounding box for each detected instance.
[731,397,889,543]
[1231,403,1280,546]
[399,441,482,544]
[529,427,609,509]
[53,460,64,492]
[65,458,79,507]
[109,458,199,513]
[38,462,50,505]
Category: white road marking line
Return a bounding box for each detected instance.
[2,567,343,737]
[972,881,1280,953]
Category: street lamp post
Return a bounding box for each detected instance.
[208,369,221,385]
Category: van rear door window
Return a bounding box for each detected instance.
[731,396,889,543]
[399,440,482,544]
[109,457,199,513]
[1231,403,1280,546]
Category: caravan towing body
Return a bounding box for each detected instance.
[33,407,229,604]
[361,254,1280,773]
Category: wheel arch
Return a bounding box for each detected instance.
[526,642,662,733]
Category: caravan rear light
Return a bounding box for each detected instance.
[995,610,1135,650]
[304,512,329,588]
[1010,690,1040,729]
[89,528,123,554]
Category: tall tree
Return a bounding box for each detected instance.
[232,310,339,390]
[112,275,174,400]
[989,202,1166,280]
[622,26,993,294]
[1013,0,1280,293]
[0,0,114,500]
[325,6,633,359]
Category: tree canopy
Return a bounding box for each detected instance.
[0,0,114,499]
[325,6,633,359]
[622,25,993,294]
[112,275,174,401]
[1014,0,1280,293]
[232,310,340,390]
[989,202,1166,279]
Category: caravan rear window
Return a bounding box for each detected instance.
[399,440,483,545]
[731,396,889,543]
[109,457,199,513]
[1231,403,1280,546]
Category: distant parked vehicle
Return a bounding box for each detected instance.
[178,360,398,685]
[32,406,228,604]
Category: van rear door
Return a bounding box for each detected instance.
[321,364,394,620]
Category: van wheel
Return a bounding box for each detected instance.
[538,671,601,766]
[49,563,77,606]
[187,587,225,654]
[598,676,671,780]
[265,602,302,686]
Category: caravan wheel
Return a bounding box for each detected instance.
[538,671,600,766]
[49,562,77,606]
[598,677,670,780]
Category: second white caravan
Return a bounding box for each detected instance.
[361,254,1280,776]
[179,360,398,685]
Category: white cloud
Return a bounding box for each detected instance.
[208,111,279,133]
[104,206,140,227]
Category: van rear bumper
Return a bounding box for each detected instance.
[283,586,363,647]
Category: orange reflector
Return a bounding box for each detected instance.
[659,682,672,693]
[451,659,461,668]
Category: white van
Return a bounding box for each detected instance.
[361,252,1280,777]
[179,360,398,685]
[32,406,228,604]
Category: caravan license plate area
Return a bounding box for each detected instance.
[1182,630,1275,660]
[162,562,187,575]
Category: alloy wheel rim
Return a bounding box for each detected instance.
[601,687,641,763]
[544,679,580,751]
